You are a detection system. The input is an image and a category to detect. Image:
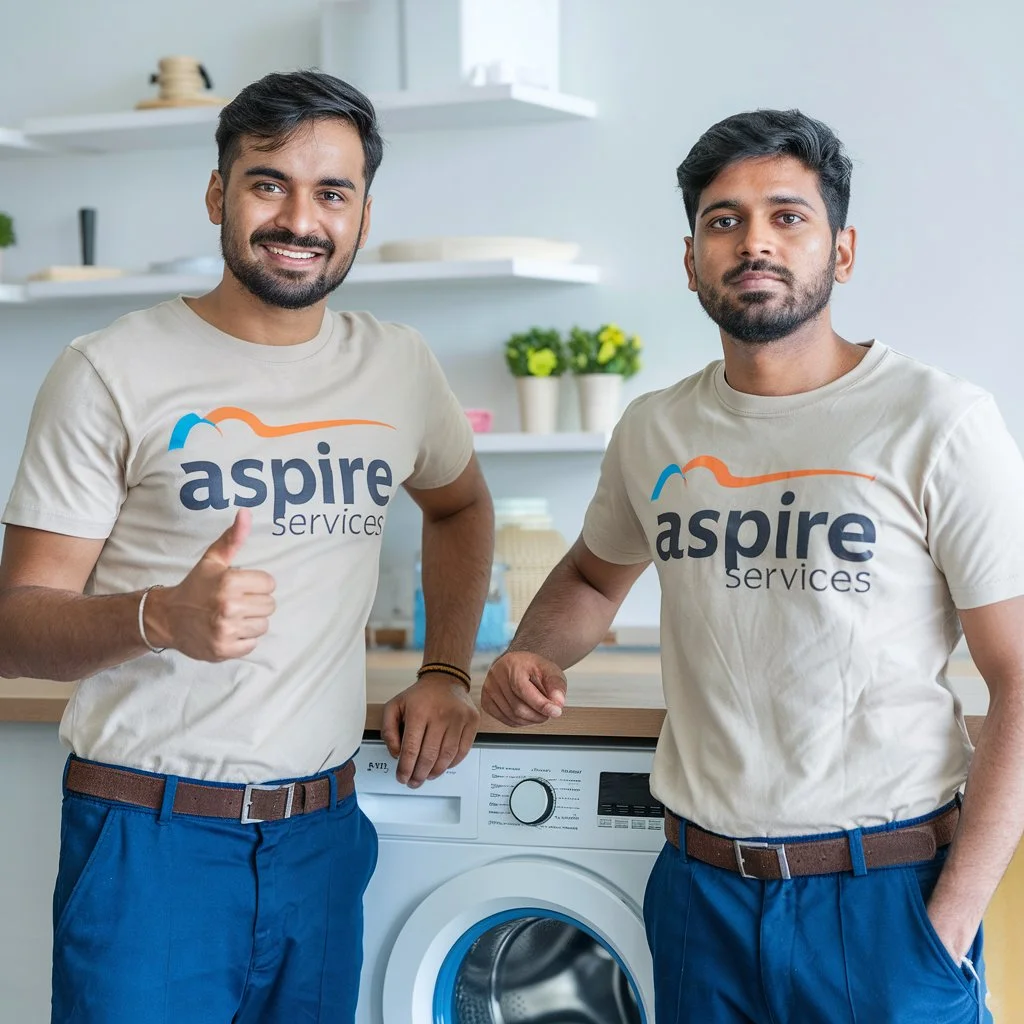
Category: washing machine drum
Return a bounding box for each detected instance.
[452,915,643,1024]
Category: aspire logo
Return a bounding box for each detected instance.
[168,405,397,538]
[168,406,395,451]
[649,455,878,595]
[650,455,875,501]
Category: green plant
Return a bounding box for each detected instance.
[0,213,14,249]
[567,323,642,378]
[503,327,568,378]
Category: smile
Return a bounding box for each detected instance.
[264,246,321,261]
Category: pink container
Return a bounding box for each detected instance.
[464,408,494,433]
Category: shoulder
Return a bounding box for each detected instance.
[617,362,718,428]
[67,300,183,374]
[333,310,431,356]
[873,345,993,427]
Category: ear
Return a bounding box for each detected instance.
[684,236,698,293]
[834,225,856,283]
[205,171,225,226]
[358,195,373,249]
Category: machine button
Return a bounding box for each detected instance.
[509,778,556,825]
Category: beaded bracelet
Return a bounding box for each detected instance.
[416,661,472,691]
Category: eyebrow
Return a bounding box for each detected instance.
[244,166,358,192]
[699,194,817,219]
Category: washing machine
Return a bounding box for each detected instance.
[353,736,664,1024]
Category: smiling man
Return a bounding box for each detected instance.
[482,109,1024,1022]
[0,71,493,1024]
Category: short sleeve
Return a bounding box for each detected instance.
[581,409,651,564]
[404,340,474,491]
[925,396,1024,609]
[2,347,128,539]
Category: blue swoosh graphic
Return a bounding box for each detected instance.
[168,414,219,451]
[650,464,684,501]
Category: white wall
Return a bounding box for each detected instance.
[2,1,1023,630]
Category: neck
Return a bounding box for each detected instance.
[720,312,867,397]
[185,271,328,346]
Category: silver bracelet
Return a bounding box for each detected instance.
[138,585,166,654]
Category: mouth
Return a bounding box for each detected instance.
[261,244,325,267]
[734,272,785,288]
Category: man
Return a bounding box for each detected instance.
[482,109,1024,1023]
[0,70,492,1023]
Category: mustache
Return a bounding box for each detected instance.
[250,227,335,255]
[723,259,793,286]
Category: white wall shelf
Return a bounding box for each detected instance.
[373,84,597,131]
[1,259,599,304]
[0,127,41,159]
[17,85,596,155]
[21,107,220,155]
[473,431,608,454]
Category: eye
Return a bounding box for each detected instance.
[255,182,284,194]
[778,212,803,225]
[710,216,738,230]
[320,190,346,204]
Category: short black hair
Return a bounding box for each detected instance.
[676,109,852,235]
[216,70,384,192]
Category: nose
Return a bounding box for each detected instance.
[272,191,321,242]
[736,214,776,260]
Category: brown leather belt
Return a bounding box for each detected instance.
[665,804,959,880]
[66,758,356,824]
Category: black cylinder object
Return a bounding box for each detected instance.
[79,207,96,266]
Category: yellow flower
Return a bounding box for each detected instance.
[597,340,617,365]
[598,324,625,348]
[527,347,558,377]
[631,334,642,350]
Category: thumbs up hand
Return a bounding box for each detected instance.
[142,509,277,662]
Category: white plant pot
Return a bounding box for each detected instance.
[576,373,623,433]
[515,376,560,434]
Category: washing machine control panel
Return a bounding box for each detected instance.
[354,740,663,851]
[482,745,664,851]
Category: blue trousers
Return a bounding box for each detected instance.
[644,806,990,1024]
[51,756,378,1024]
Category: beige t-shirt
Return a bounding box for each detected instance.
[583,341,1024,836]
[2,298,473,782]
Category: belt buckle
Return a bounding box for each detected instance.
[241,782,296,824]
[734,840,791,880]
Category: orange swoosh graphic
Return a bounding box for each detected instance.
[205,406,396,437]
[679,455,874,487]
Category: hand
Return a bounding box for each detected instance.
[926,898,976,966]
[145,509,276,661]
[481,650,567,727]
[381,674,480,788]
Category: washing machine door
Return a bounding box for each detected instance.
[382,856,654,1023]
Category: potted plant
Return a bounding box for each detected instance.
[0,212,14,282]
[567,323,642,432]
[504,327,568,434]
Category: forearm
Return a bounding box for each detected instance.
[0,585,148,682]
[421,494,494,670]
[928,685,1024,956]
[507,555,620,670]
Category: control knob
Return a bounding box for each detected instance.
[509,778,555,825]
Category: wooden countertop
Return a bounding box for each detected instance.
[0,649,985,741]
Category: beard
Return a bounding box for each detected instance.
[696,251,836,343]
[220,208,363,311]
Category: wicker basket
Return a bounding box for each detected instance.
[495,524,567,622]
